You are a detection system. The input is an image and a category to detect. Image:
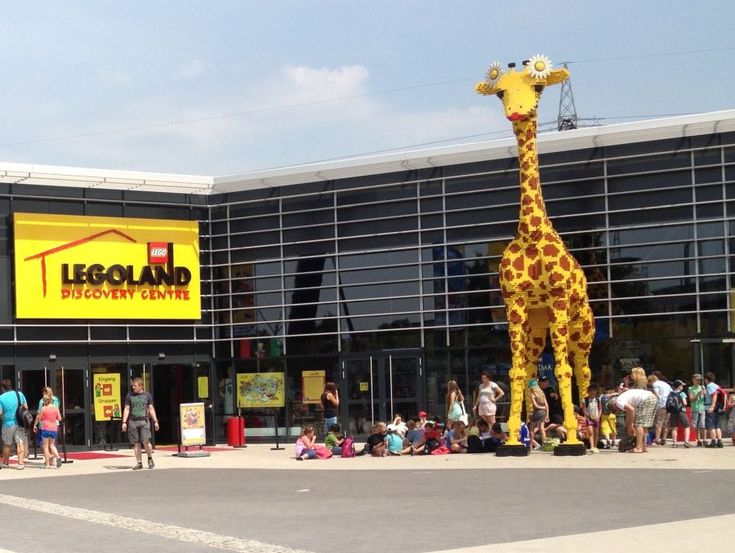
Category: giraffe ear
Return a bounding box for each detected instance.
[543,67,569,86]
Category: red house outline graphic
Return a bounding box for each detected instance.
[24,229,137,298]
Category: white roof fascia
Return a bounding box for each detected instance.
[212,109,735,194]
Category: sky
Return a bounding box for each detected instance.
[0,1,733,177]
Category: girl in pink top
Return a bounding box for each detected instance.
[33,392,62,468]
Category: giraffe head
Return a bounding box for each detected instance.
[475,55,569,122]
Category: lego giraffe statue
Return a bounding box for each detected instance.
[476,56,594,449]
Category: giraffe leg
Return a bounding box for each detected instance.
[569,301,594,404]
[524,324,547,420]
[548,302,580,445]
[505,304,529,446]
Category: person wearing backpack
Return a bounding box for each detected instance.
[666,380,690,448]
[0,379,28,470]
[704,372,724,448]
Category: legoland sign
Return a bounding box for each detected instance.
[14,213,201,319]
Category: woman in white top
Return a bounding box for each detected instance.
[473,371,504,426]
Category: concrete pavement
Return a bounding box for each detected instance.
[0,443,731,553]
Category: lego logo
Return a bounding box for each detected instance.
[150,248,167,256]
[148,242,169,263]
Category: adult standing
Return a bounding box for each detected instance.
[610,387,657,453]
[539,376,563,422]
[33,391,62,468]
[121,377,159,470]
[35,386,60,449]
[649,374,672,446]
[320,382,339,436]
[703,372,724,448]
[472,371,504,426]
[0,379,28,469]
[446,380,465,427]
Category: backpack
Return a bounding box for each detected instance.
[341,436,356,458]
[665,391,683,414]
[713,387,728,412]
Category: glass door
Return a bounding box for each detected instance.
[342,351,423,437]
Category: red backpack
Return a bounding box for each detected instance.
[341,436,356,458]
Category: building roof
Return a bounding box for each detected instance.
[1,109,734,196]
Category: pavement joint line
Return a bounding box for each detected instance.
[0,493,312,553]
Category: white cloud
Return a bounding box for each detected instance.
[99,71,132,87]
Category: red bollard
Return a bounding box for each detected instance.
[226,416,246,447]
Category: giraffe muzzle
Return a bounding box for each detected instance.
[507,112,524,121]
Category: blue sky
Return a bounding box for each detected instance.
[0,1,733,176]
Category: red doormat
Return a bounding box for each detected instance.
[64,451,128,460]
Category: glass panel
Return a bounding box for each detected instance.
[345,358,375,436]
[388,356,420,421]
[56,368,86,447]
[90,363,126,448]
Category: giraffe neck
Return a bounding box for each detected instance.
[512,116,550,237]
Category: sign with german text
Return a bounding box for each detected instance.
[14,212,201,319]
[302,370,325,404]
[92,373,121,421]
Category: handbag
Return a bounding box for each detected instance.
[15,391,34,428]
[459,402,469,426]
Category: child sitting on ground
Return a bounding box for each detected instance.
[365,422,387,457]
[447,421,468,453]
[325,423,345,456]
[295,425,317,461]
[386,423,412,455]
[405,419,425,454]
[423,421,442,454]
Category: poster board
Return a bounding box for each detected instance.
[302,370,325,404]
[179,402,206,446]
[236,373,285,408]
[92,373,122,421]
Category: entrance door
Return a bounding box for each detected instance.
[132,363,211,445]
[342,351,423,437]
[18,365,90,448]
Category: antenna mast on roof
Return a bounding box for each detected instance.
[557,63,578,131]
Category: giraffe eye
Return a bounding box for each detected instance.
[527,54,552,80]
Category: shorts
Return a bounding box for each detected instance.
[653,406,669,429]
[128,419,151,444]
[669,411,688,429]
[478,400,497,417]
[705,411,720,430]
[40,430,58,440]
[586,419,600,429]
[691,410,706,429]
[634,396,656,428]
[531,409,546,423]
[1,425,25,445]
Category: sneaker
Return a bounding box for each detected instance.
[717,440,724,448]
[148,458,155,469]
[132,462,144,470]
[388,450,401,456]
[706,441,717,448]
[683,442,691,448]
[672,443,678,448]
[56,457,62,469]
[16,465,24,470]
[696,440,703,447]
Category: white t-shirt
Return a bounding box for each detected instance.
[652,380,672,408]
[615,389,655,410]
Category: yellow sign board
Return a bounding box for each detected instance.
[302,370,325,404]
[179,402,206,446]
[93,373,122,421]
[197,376,209,399]
[237,372,285,408]
[14,212,201,319]
[359,382,369,392]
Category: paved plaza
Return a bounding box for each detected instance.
[0,444,732,553]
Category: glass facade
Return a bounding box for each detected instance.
[2,112,735,443]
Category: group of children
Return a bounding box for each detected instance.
[294,411,509,460]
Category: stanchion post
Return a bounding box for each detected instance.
[270,408,284,451]
[58,362,73,464]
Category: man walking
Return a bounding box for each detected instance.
[0,379,28,470]
[121,377,159,470]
